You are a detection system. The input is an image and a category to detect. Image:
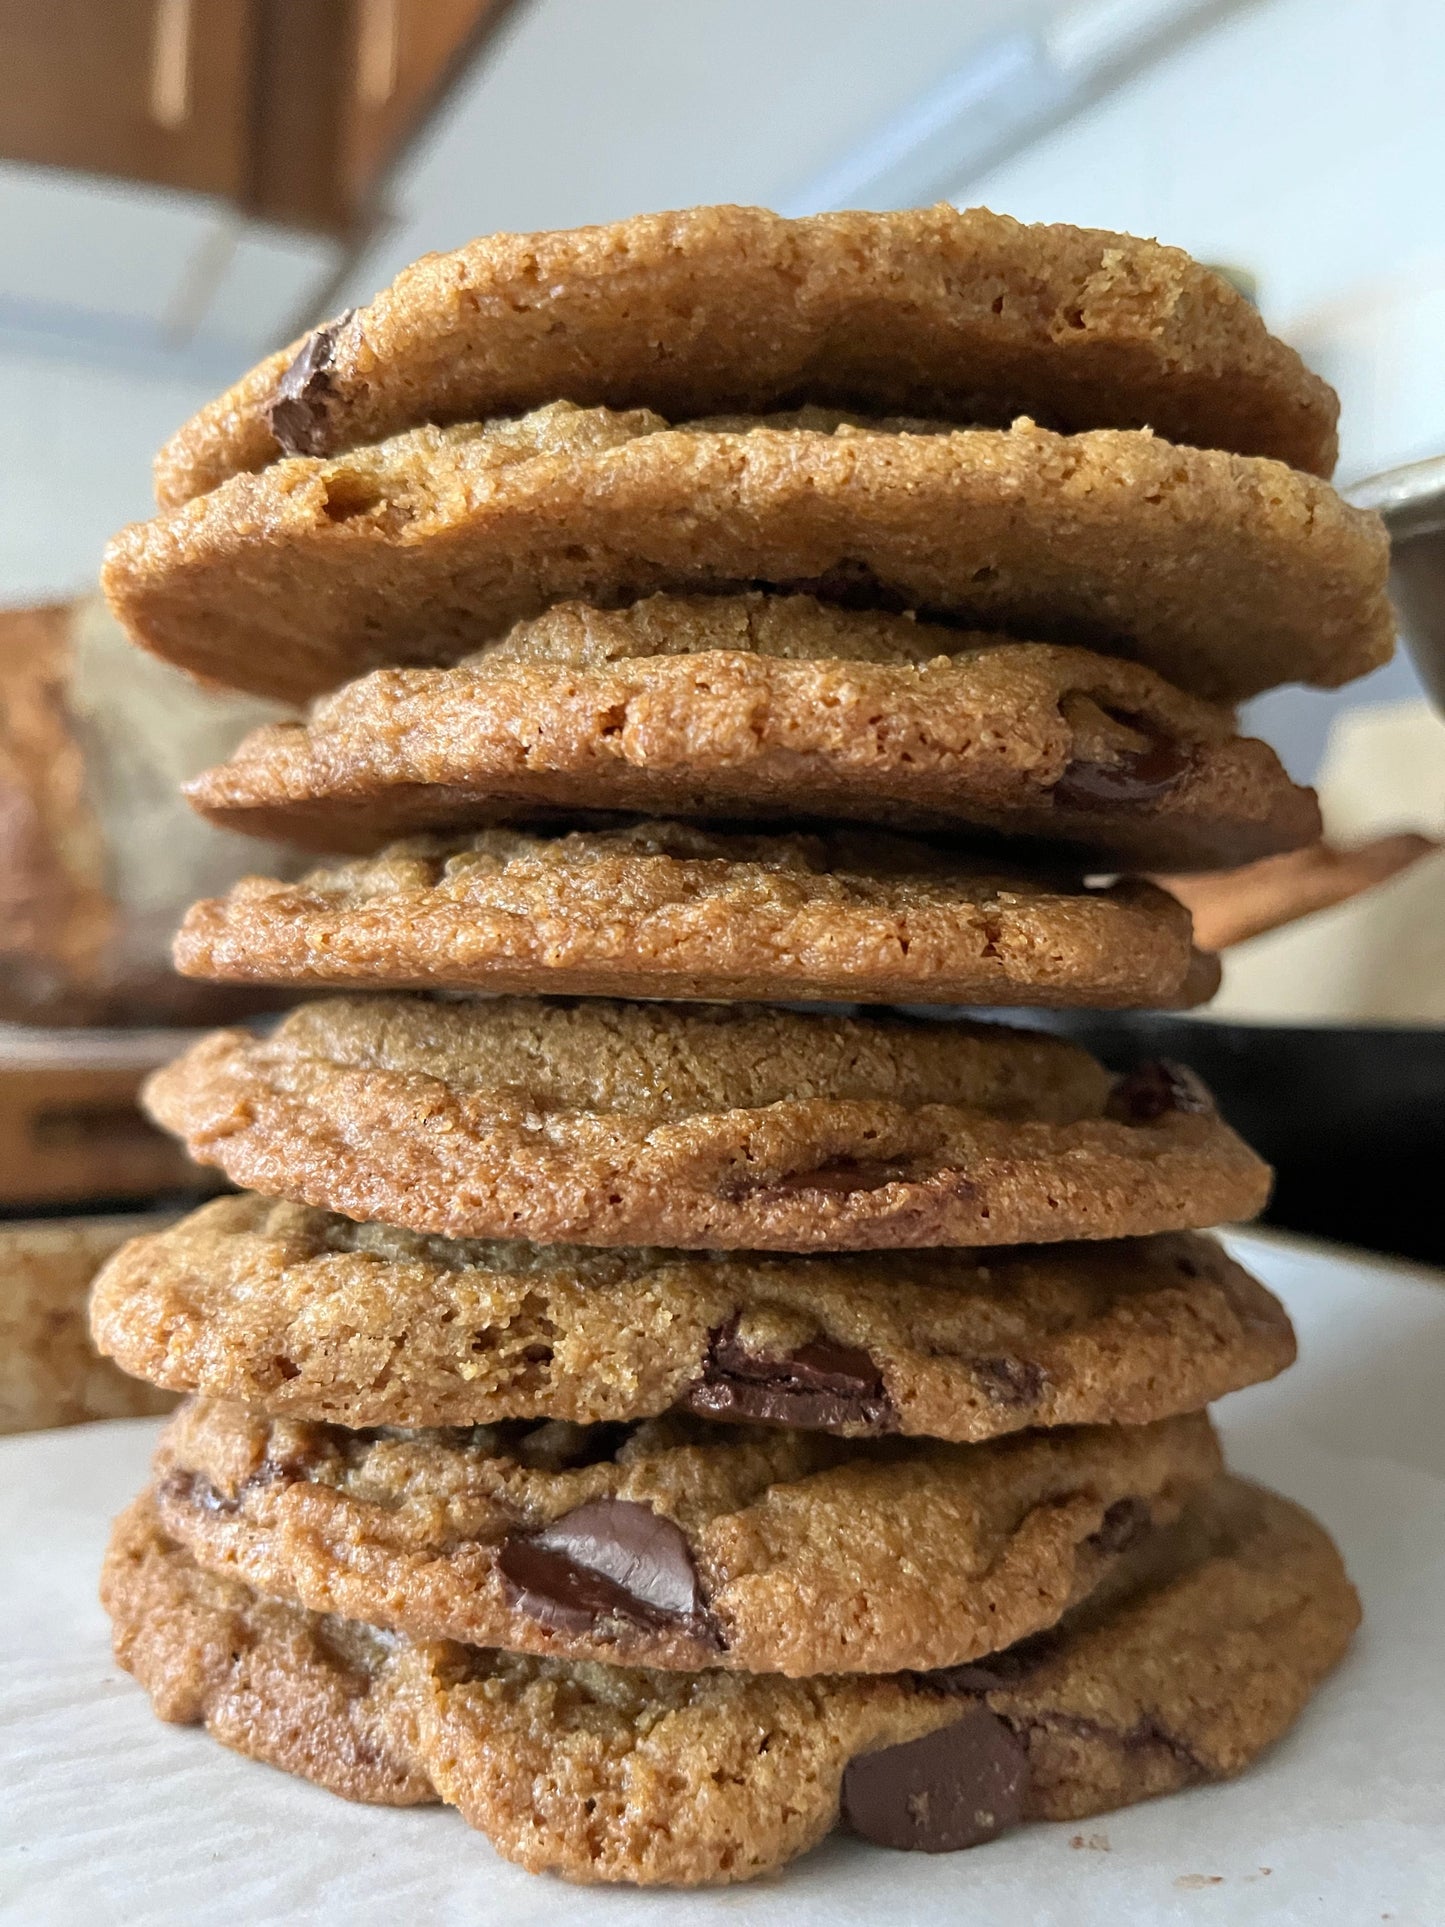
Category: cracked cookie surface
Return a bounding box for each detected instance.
[107,406,1390,708]
[104,1475,1358,1884]
[149,1395,1221,1675]
[183,594,1321,870]
[142,996,1273,1250]
[91,1196,1294,1436]
[171,821,1218,1010]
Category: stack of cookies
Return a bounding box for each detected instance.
[89,206,1381,1888]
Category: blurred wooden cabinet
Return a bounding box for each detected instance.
[0,0,510,235]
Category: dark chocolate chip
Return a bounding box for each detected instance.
[268,310,356,456]
[970,1355,1046,1408]
[1053,711,1192,812]
[1105,1058,1215,1124]
[1087,1496,1152,1556]
[498,1498,713,1640]
[842,1705,1029,1852]
[683,1321,899,1434]
[158,1468,238,1516]
[159,1456,304,1517]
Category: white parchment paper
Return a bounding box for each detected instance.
[2,1229,1442,1926]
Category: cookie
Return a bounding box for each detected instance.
[105,1475,1359,1884]
[151,205,1338,508]
[104,1494,430,1808]
[183,595,1322,871]
[105,406,1391,708]
[149,1395,1221,1675]
[141,997,1273,1249]
[90,1196,1294,1436]
[0,1213,179,1435]
[171,822,1220,1010]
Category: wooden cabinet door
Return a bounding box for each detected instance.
[0,0,254,199]
[342,0,507,215]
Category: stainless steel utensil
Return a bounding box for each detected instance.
[1348,454,1445,708]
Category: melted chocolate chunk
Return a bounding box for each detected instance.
[1105,1058,1215,1124]
[970,1355,1046,1408]
[268,311,356,456]
[842,1705,1029,1852]
[682,1322,898,1434]
[498,1498,714,1640]
[1052,711,1192,812]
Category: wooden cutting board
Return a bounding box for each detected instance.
[0,1024,216,1207]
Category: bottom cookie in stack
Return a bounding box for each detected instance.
[105,1474,1357,1886]
[92,1213,1355,1885]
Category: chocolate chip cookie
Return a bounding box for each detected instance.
[183,595,1321,870]
[104,1474,1359,1884]
[105,407,1391,708]
[141,997,1273,1249]
[171,822,1219,1010]
[92,1198,1292,1437]
[151,205,1338,508]
[149,1395,1221,1675]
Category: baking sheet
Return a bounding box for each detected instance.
[2,1229,1443,1926]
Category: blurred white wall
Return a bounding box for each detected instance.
[337,0,1036,300]
[0,353,211,605]
[959,0,1443,776]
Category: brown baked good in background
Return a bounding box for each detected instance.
[0,596,300,1025]
[0,1212,178,1434]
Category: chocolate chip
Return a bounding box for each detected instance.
[1105,1059,1214,1124]
[842,1705,1029,1852]
[1053,711,1191,812]
[1087,1496,1152,1556]
[683,1322,898,1434]
[498,1498,714,1640]
[158,1456,304,1517]
[158,1468,239,1516]
[268,311,356,456]
[970,1355,1046,1408]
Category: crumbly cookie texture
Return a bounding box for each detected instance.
[90,1196,1294,1436]
[141,996,1272,1250]
[183,595,1321,870]
[150,1395,1222,1675]
[106,406,1390,708]
[105,1476,1359,1885]
[151,204,1339,507]
[171,821,1218,1010]
[0,1213,178,1434]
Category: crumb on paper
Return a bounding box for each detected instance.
[1174,1873,1225,1889]
[1069,1832,1111,1851]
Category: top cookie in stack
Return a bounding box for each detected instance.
[102,206,1392,1014]
[95,206,1369,1889]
